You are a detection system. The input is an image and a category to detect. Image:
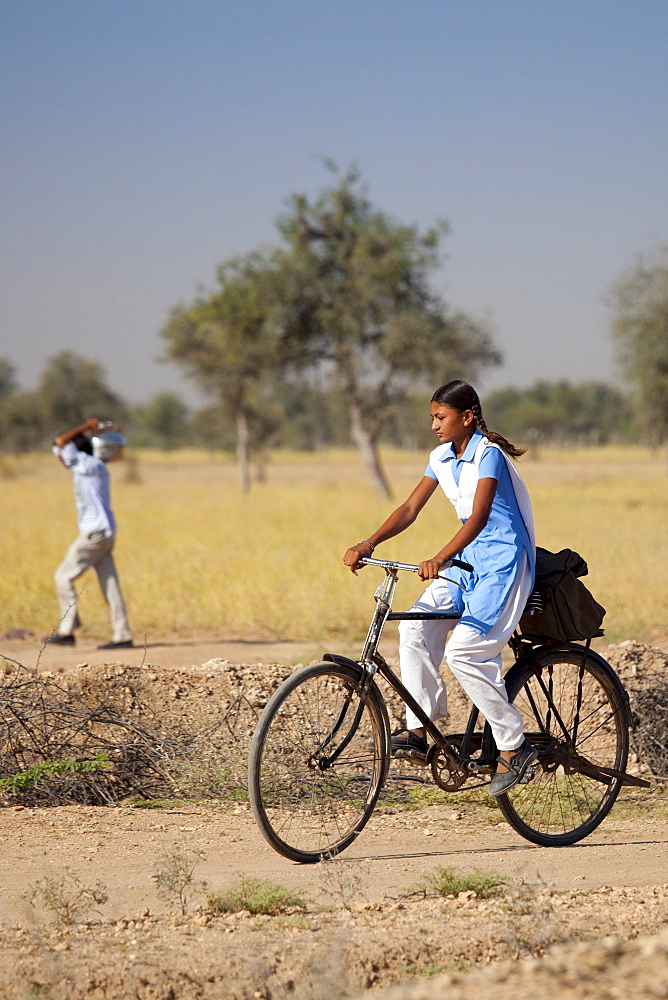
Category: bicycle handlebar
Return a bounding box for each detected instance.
[359,556,474,575]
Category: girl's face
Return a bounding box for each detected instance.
[430,402,474,445]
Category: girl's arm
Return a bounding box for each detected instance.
[417,477,498,580]
[343,476,439,572]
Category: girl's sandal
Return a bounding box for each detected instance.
[488,740,538,796]
[390,728,429,759]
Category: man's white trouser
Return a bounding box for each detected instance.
[397,556,532,751]
[54,531,132,643]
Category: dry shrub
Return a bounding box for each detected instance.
[0,661,177,804]
[153,847,207,916]
[606,640,668,779]
[408,865,504,901]
[630,683,668,777]
[24,868,108,926]
[0,657,290,806]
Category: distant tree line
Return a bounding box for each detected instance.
[0,352,130,455]
[484,381,636,447]
[0,348,645,458]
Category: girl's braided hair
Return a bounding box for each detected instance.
[431,380,527,459]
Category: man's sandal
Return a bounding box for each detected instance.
[488,739,538,796]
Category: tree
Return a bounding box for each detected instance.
[160,252,291,492]
[0,357,17,398]
[138,393,190,450]
[0,358,44,452]
[37,351,129,432]
[0,390,45,452]
[607,244,668,445]
[276,165,501,498]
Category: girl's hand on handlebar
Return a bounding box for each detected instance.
[343,542,372,574]
[418,558,446,581]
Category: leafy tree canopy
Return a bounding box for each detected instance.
[274,164,501,496]
[136,393,190,450]
[161,164,501,494]
[0,357,17,399]
[160,251,291,490]
[38,351,129,433]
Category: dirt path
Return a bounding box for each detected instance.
[2,633,333,676]
[1,800,667,923]
[1,635,667,998]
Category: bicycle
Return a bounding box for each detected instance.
[248,557,648,863]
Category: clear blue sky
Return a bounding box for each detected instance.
[2,0,667,407]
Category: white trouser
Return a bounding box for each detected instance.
[397,555,532,751]
[54,531,132,643]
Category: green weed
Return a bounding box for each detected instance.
[444,958,474,974]
[0,754,109,795]
[384,781,500,813]
[409,865,504,900]
[612,786,668,820]
[171,758,249,801]
[207,874,309,915]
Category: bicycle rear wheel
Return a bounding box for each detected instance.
[248,660,391,863]
[497,648,629,846]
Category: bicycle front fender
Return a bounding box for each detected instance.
[323,652,364,671]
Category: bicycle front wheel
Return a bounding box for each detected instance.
[248,660,391,863]
[497,648,629,847]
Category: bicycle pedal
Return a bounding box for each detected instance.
[392,748,428,767]
[519,766,537,785]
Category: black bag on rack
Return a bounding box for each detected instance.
[519,546,606,642]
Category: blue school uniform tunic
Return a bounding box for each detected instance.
[424,430,534,636]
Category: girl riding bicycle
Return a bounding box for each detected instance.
[344,379,537,796]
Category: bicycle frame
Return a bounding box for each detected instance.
[326,557,498,772]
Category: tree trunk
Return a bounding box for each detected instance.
[255,445,268,484]
[236,410,251,493]
[349,400,393,500]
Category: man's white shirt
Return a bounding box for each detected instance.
[53,441,115,537]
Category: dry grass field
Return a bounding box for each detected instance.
[1,445,666,646]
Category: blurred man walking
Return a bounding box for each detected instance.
[43,417,133,650]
